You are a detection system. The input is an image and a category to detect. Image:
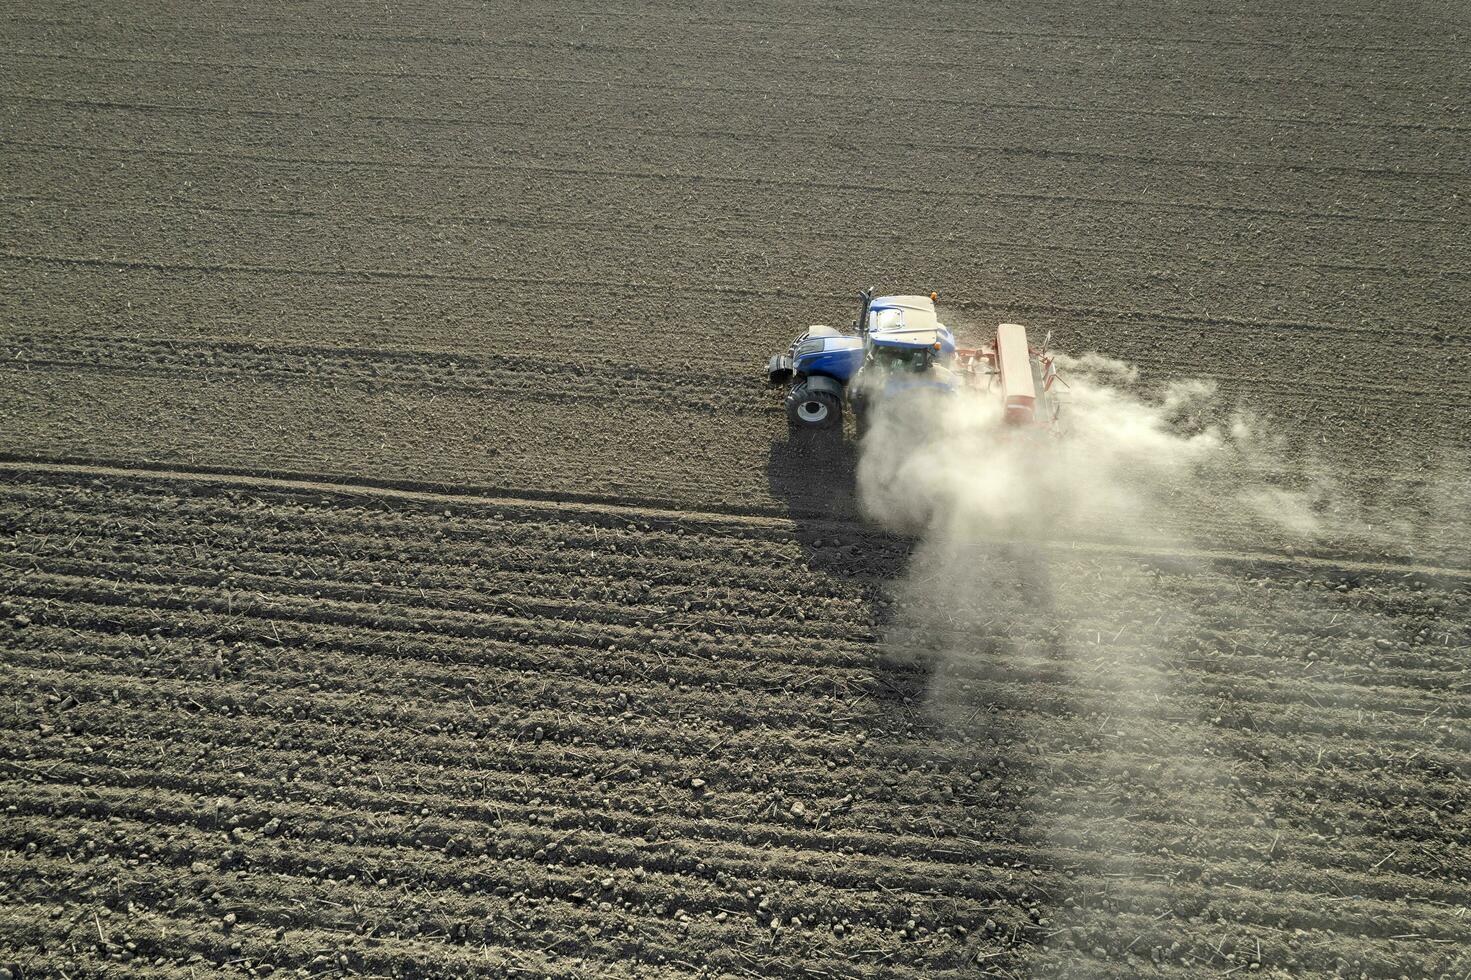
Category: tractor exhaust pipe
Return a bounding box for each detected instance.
[855,286,875,337]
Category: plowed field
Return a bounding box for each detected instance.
[3,465,1468,979]
[3,1,1470,978]
[4,1,1470,520]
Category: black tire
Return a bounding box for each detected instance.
[785,383,842,431]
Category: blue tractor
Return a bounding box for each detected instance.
[767,289,1059,435]
[766,289,955,432]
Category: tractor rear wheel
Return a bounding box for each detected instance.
[786,384,842,431]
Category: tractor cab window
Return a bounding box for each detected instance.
[872,346,933,373]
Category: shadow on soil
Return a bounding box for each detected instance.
[766,431,1069,954]
[763,430,861,526]
[765,430,927,709]
[764,429,1066,709]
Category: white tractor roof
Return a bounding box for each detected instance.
[871,294,938,317]
[869,295,947,348]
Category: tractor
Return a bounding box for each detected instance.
[766,289,1061,435]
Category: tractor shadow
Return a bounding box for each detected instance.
[764,430,929,705]
[764,434,1075,951]
[764,430,862,526]
[763,430,1068,713]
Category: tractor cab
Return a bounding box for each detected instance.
[861,294,956,354]
[859,293,959,390]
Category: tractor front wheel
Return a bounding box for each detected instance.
[785,383,842,431]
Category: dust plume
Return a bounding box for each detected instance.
[851,349,1452,973]
[858,351,1273,549]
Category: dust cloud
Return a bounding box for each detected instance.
[857,351,1348,553]
[851,349,1451,972]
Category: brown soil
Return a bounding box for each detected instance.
[3,1,1470,978]
[3,2,1469,521]
[1,466,1468,979]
